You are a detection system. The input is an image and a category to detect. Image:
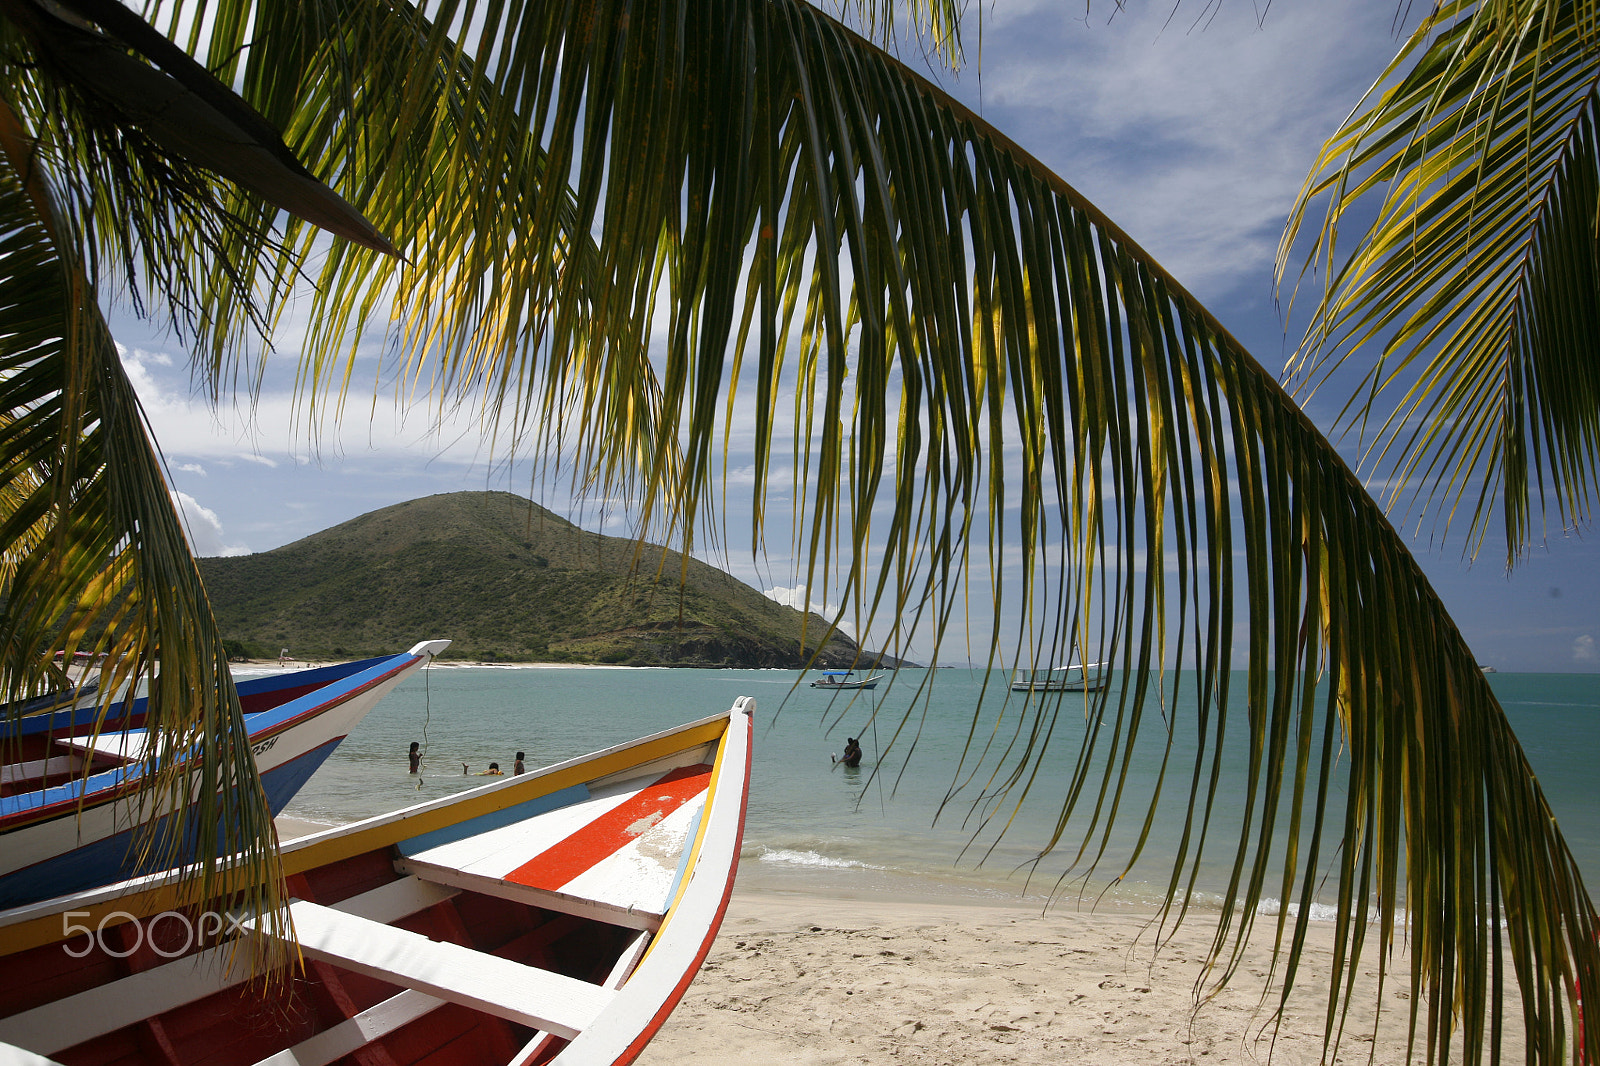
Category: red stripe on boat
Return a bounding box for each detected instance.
[505,764,712,892]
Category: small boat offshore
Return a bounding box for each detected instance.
[809,670,884,690]
[1009,662,1108,693]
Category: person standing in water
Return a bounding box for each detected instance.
[408,741,421,774]
[833,738,862,768]
[514,751,526,775]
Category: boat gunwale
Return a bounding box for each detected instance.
[556,697,753,1065]
[0,650,405,742]
[0,705,744,957]
[0,648,431,829]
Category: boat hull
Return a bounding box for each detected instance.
[1009,679,1105,692]
[809,672,885,690]
[0,641,448,908]
[0,699,754,1066]
[1009,663,1109,693]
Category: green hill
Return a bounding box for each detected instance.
[197,491,877,668]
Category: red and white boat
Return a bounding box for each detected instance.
[0,697,755,1066]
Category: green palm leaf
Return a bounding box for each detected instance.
[0,97,290,965]
[146,0,1585,1057]
[2,0,1593,1058]
[1281,0,1600,562]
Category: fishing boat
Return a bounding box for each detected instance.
[1009,662,1109,693]
[0,698,754,1066]
[809,670,885,690]
[0,639,450,909]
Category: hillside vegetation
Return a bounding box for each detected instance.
[198,492,879,668]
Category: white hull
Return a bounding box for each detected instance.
[1010,663,1109,693]
[0,641,447,905]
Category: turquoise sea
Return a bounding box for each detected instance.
[273,666,1600,913]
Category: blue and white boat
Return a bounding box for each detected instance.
[0,639,449,908]
[809,670,884,690]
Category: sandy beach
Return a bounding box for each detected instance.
[635,891,1511,1066]
[273,815,1515,1066]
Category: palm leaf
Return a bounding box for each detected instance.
[133,0,1587,1058]
[1280,0,1600,562]
[0,98,290,968]
[4,0,1593,1058]
[0,0,397,255]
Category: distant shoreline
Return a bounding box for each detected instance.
[233,656,688,672]
[233,657,789,673]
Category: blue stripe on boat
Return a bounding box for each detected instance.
[0,653,401,741]
[662,805,705,911]
[0,652,417,820]
[241,652,414,735]
[0,737,346,909]
[396,784,592,857]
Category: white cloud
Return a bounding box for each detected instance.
[960,2,1397,304]
[116,344,166,399]
[765,583,823,613]
[117,339,494,471]
[171,491,250,557]
[118,344,171,368]
[1575,635,1596,663]
[176,463,206,476]
[764,584,856,637]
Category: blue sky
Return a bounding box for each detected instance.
[116,1,1599,672]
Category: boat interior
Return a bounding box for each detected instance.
[0,738,724,1066]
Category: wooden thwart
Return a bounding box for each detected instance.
[0,1039,67,1065]
[54,731,146,764]
[0,877,459,1056]
[259,901,614,1040]
[251,988,445,1066]
[397,855,665,932]
[0,941,245,1054]
[0,755,83,786]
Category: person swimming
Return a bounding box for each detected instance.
[833,738,863,768]
[475,762,504,776]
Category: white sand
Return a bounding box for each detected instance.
[269,820,1522,1065]
[636,891,1516,1066]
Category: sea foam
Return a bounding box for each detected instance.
[752,845,883,871]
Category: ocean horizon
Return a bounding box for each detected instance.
[272,664,1600,915]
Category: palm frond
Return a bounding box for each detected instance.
[1280,0,1600,562]
[123,0,1589,1058]
[8,0,1593,1057]
[2,0,396,255]
[828,0,968,70]
[0,98,290,969]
